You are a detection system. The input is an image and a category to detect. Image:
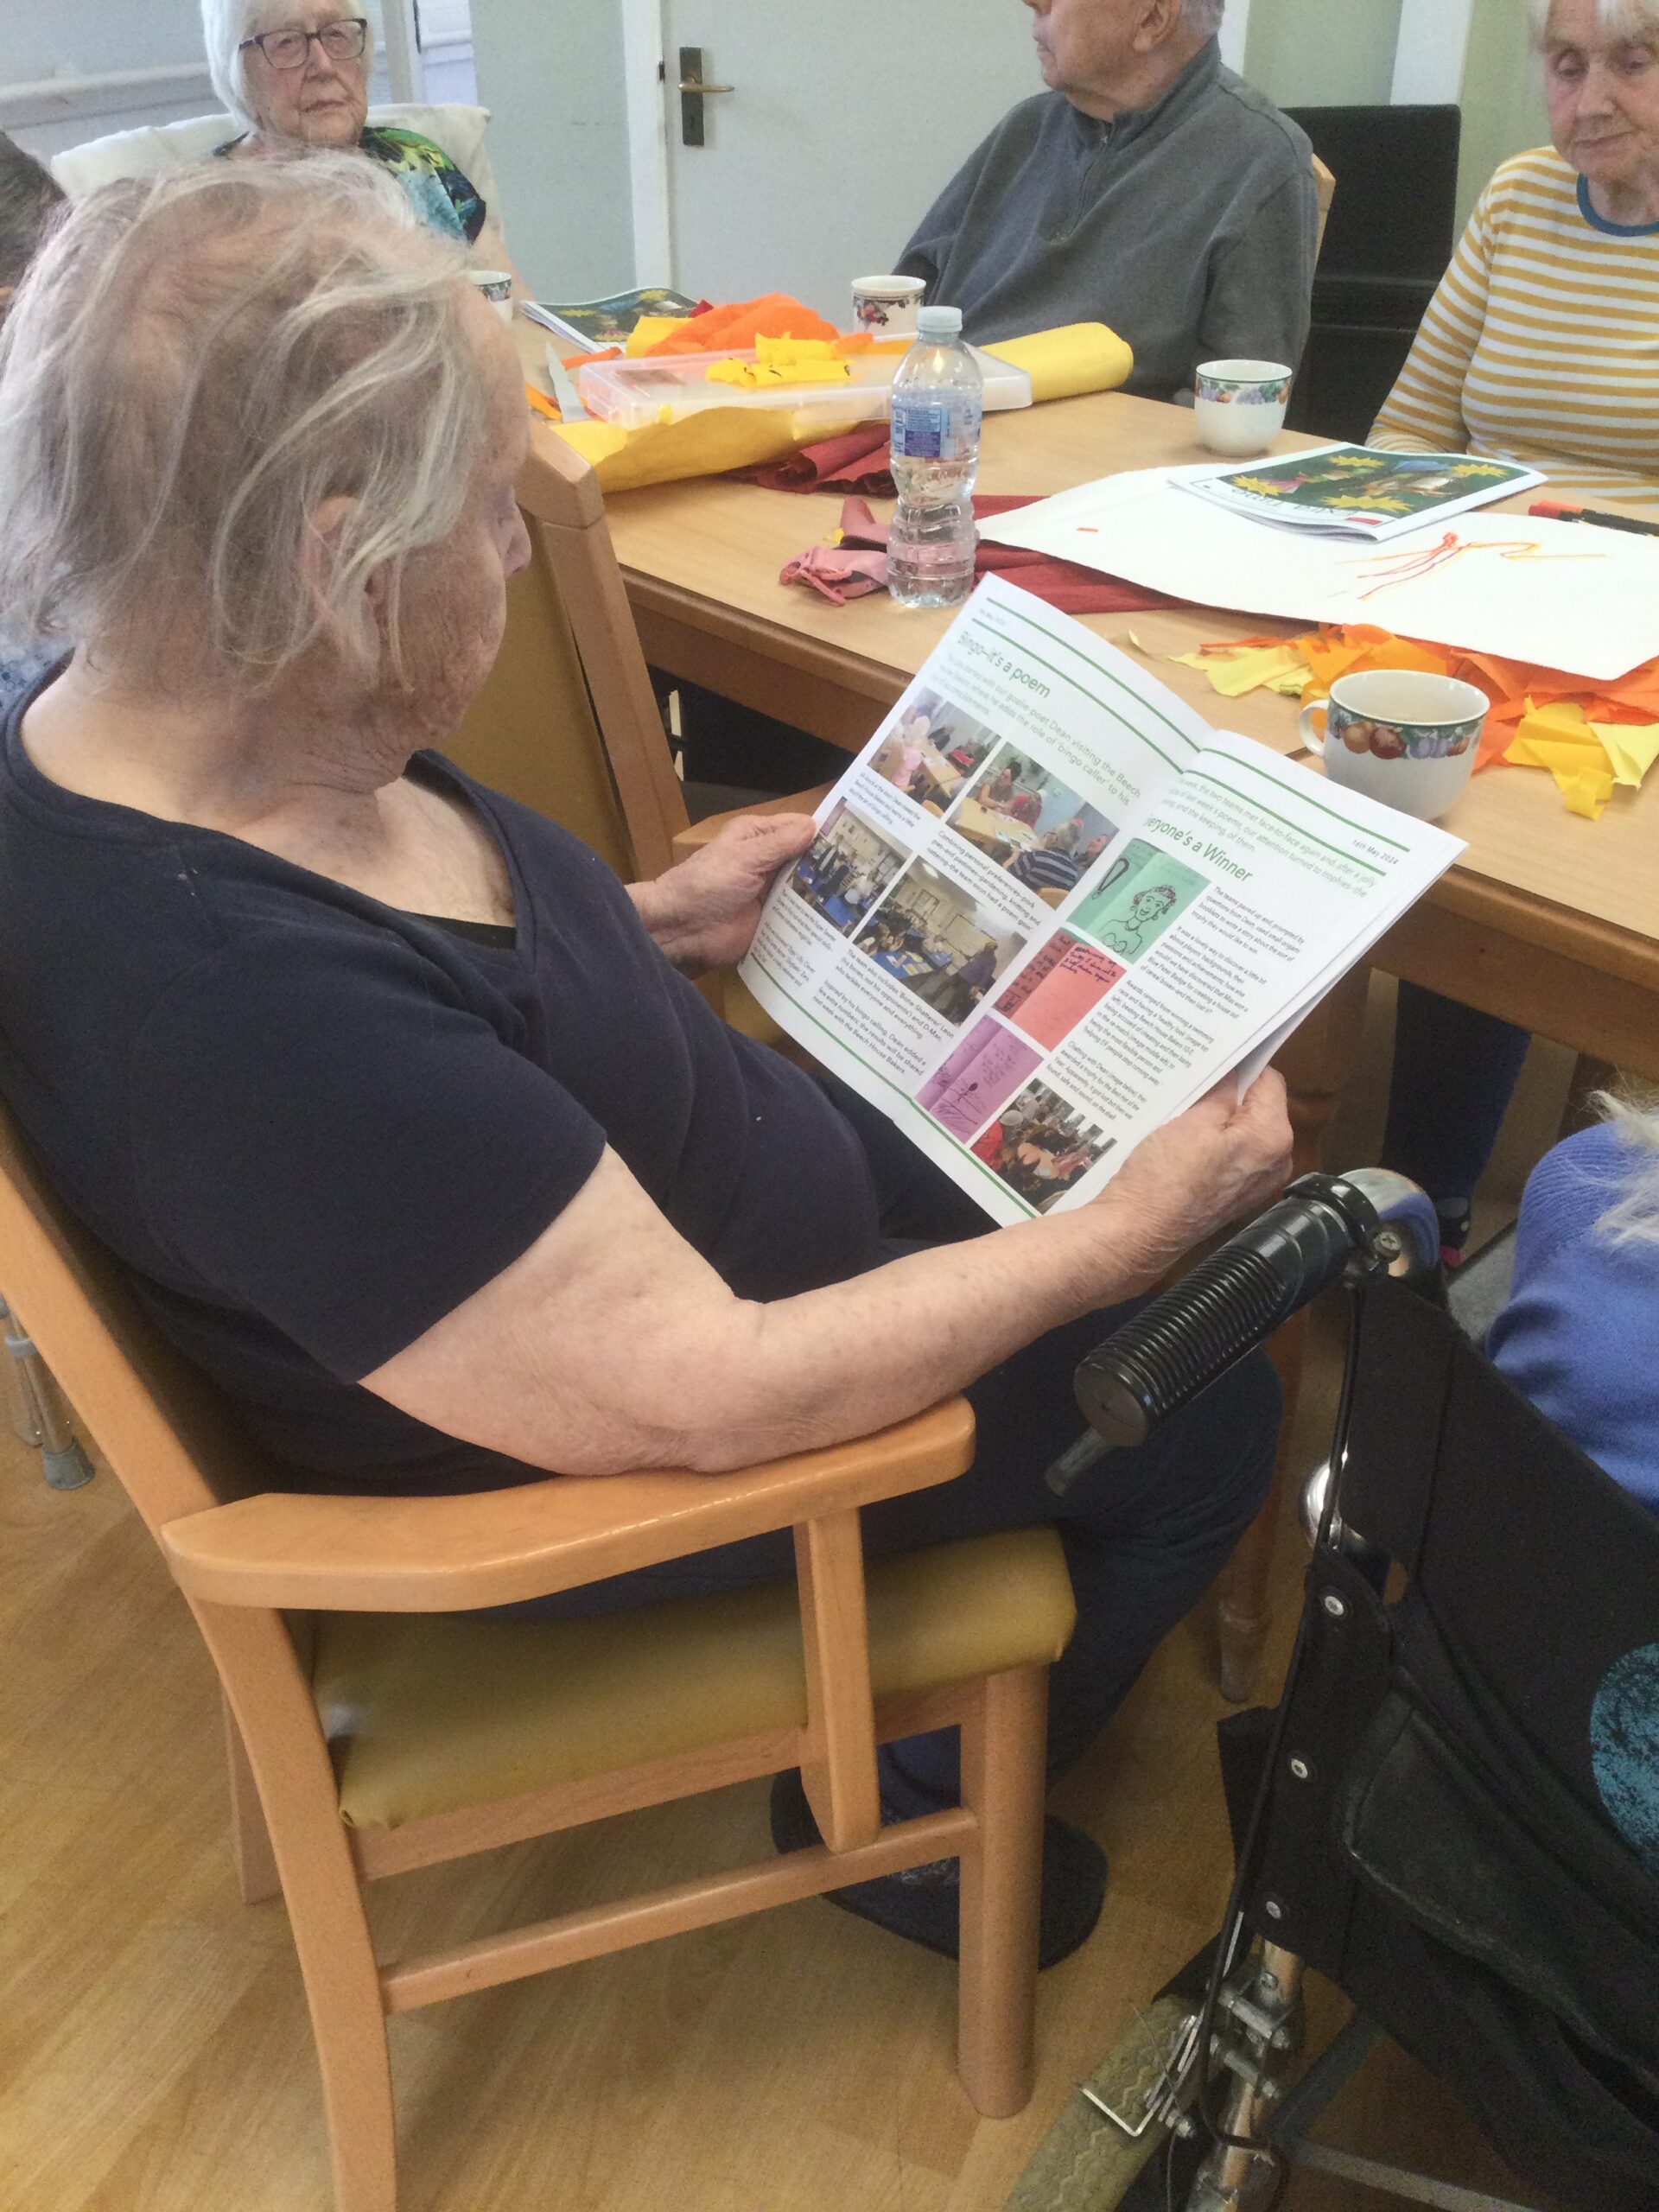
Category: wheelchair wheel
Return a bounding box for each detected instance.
[1005,1993,1195,2210]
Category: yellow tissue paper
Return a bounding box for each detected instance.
[706,353,853,390]
[1590,719,1659,787]
[1174,644,1306,699]
[758,335,841,362]
[705,335,854,390]
[982,322,1135,404]
[626,315,694,357]
[1504,702,1616,819]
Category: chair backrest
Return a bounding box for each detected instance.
[1311,153,1336,261]
[1287,107,1460,283]
[0,1105,282,1534]
[448,426,690,882]
[50,101,500,219]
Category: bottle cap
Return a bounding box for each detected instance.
[917,305,963,339]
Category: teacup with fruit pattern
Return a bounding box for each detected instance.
[1299,670,1488,821]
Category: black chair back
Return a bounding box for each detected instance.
[1281,105,1463,442]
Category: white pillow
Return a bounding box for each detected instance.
[51,101,500,233]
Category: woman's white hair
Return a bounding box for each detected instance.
[1591,1092,1659,1245]
[200,0,378,134]
[0,155,489,694]
[1529,0,1659,42]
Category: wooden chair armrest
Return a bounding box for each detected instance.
[161,1396,975,1613]
[671,783,835,864]
[515,417,608,529]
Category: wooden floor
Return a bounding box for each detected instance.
[0,981,1575,2212]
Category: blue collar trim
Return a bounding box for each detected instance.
[1577,172,1659,235]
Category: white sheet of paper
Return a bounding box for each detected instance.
[980,477,1659,681]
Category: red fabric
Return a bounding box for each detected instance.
[752,424,895,495]
[783,495,1181,616]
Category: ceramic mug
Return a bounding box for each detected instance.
[1299,669,1489,821]
[851,274,926,336]
[467,269,514,325]
[1194,358,1294,457]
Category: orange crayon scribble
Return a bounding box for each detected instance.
[1349,530,1602,601]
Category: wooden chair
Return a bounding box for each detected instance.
[0,1103,1076,2212]
[448,427,693,884]
[461,418,832,1039]
[1313,153,1337,262]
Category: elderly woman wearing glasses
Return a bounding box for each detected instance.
[200,0,511,266]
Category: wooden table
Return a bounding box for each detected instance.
[606,389,1331,757]
[600,389,1659,1697]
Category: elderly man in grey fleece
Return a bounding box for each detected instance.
[897,0,1317,401]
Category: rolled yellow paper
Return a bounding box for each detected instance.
[551,406,861,493]
[982,321,1135,404]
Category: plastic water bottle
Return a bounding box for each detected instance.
[887,304,982,609]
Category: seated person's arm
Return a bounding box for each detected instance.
[893,129,996,299]
[426,134,529,299]
[1194,168,1318,403]
[628,812,815,975]
[1370,191,1496,456]
[364,1077,1290,1476]
[1487,1119,1659,1516]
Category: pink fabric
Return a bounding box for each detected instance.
[780,495,1182,616]
[778,543,889,604]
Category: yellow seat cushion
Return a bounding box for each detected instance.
[315,1528,1074,1832]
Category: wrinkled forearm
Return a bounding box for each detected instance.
[510,1191,1168,1478]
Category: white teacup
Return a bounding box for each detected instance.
[1194,358,1294,457]
[852,274,926,337]
[467,269,514,326]
[1299,669,1489,822]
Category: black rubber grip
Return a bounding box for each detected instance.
[1075,1241,1301,1449]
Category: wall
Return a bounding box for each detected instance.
[0,0,210,158]
[1243,0,1406,105]
[1455,0,1550,226]
[470,0,632,301]
[0,0,202,83]
[0,2,393,163]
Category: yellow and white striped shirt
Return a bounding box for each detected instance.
[1370,147,1659,508]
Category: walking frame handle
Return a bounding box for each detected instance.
[1046,1171,1440,1498]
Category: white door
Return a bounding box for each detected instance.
[639,2,1242,323]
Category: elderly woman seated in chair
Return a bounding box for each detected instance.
[0,159,1289,1966]
[199,0,515,276]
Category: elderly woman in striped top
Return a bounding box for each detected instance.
[1369,0,1659,1267]
[1372,0,1659,507]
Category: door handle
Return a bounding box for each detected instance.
[677,47,733,147]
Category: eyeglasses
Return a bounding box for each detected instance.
[238,17,368,70]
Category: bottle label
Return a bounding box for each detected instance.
[892,396,977,461]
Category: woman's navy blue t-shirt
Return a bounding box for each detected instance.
[0,696,884,1491]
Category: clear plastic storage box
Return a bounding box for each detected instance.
[575,345,1033,429]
